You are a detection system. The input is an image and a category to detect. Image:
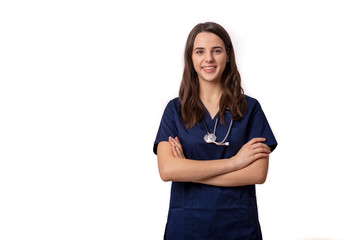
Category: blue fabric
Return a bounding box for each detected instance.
[154,96,277,240]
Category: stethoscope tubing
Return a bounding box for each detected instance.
[202,116,233,146]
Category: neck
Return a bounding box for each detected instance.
[199,80,223,104]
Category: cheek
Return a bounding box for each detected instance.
[218,57,228,69]
[192,58,201,71]
[219,55,227,64]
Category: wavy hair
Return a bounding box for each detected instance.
[179,22,247,128]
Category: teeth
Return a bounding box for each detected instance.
[204,67,215,70]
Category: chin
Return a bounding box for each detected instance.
[200,76,221,82]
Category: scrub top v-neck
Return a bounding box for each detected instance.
[154,95,277,240]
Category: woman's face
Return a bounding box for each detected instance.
[192,32,228,84]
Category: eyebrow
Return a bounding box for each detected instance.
[193,46,224,51]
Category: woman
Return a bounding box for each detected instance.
[153,22,277,240]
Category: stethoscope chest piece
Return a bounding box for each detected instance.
[204,133,217,143]
[202,115,233,146]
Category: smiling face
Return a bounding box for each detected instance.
[192,32,228,84]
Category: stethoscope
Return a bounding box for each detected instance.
[202,112,233,146]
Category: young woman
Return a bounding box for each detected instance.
[153,22,277,240]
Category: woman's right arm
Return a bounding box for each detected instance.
[157,137,270,182]
[157,140,236,182]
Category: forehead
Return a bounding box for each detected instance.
[193,32,225,49]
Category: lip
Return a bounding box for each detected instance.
[202,66,217,73]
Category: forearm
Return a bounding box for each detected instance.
[157,142,236,182]
[158,137,271,183]
[194,157,269,187]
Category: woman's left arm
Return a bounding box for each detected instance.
[169,136,269,187]
[194,157,269,187]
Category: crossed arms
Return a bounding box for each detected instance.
[157,137,271,187]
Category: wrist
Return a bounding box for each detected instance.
[230,155,246,170]
[228,156,239,171]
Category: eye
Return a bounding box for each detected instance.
[195,50,204,54]
[213,49,222,54]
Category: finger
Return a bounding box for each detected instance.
[175,146,183,158]
[169,136,184,158]
[248,138,266,145]
[172,141,181,158]
[174,137,183,150]
[253,152,270,160]
[170,136,179,148]
[174,136,181,145]
[251,143,270,152]
[168,136,175,147]
[252,143,271,153]
[169,137,180,157]
[171,144,178,157]
[174,140,185,158]
[177,147,185,158]
[174,144,184,158]
[174,147,181,158]
[252,146,271,155]
[179,147,185,158]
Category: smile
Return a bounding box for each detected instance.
[202,66,216,73]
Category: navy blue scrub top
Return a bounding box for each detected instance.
[154,96,277,240]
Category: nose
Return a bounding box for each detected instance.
[204,51,214,63]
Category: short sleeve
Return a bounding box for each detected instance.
[246,100,278,152]
[153,100,179,155]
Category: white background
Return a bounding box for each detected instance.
[1,0,359,239]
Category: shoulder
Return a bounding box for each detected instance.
[165,97,180,110]
[244,95,261,110]
[243,95,268,121]
[168,97,180,105]
[162,97,181,115]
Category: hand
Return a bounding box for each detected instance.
[168,136,185,159]
[232,138,271,169]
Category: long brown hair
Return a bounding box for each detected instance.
[179,22,247,128]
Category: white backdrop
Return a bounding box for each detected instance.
[1,0,359,239]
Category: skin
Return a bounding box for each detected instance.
[168,137,270,186]
[192,32,228,118]
[156,32,271,187]
[192,32,228,85]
